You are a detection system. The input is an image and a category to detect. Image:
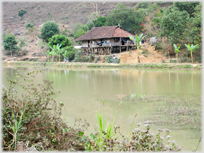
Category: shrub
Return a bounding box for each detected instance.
[2,69,88,151]
[153,41,162,50]
[25,23,34,29]
[18,9,27,17]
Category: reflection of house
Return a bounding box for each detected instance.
[75,26,136,55]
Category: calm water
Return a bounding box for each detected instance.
[2,66,202,151]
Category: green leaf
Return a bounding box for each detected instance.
[97,113,103,132]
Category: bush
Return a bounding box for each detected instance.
[2,69,88,151]
[18,9,27,17]
[73,50,82,62]
[25,23,34,29]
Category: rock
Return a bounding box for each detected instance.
[21,58,29,61]
[30,40,34,42]
[32,53,37,57]
[5,57,16,61]
[150,37,158,46]
[14,30,20,35]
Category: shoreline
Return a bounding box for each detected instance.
[2,61,202,70]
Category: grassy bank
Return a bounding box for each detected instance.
[2,61,202,70]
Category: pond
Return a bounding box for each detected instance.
[2,66,202,151]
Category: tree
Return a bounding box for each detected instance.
[173,44,180,63]
[174,2,199,17]
[160,6,189,47]
[185,44,199,63]
[129,33,146,63]
[74,29,86,39]
[94,16,107,27]
[105,3,145,34]
[48,35,75,61]
[41,21,60,42]
[18,9,27,18]
[3,34,18,57]
[73,23,89,39]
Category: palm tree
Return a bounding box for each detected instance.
[129,33,146,63]
[185,44,199,63]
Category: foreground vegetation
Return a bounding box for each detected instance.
[2,69,188,151]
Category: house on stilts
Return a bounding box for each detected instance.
[74,26,136,55]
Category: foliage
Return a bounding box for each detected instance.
[73,50,83,62]
[153,41,162,50]
[25,23,34,29]
[48,35,75,61]
[185,44,199,63]
[160,6,189,45]
[174,2,199,17]
[129,33,146,54]
[18,9,27,17]
[2,69,88,151]
[3,34,18,56]
[83,116,182,151]
[136,2,150,9]
[73,23,89,39]
[94,16,107,27]
[46,50,52,62]
[74,29,86,39]
[105,3,145,34]
[173,44,180,63]
[41,21,60,42]
[48,35,72,48]
[49,44,64,62]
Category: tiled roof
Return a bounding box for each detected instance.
[75,26,135,41]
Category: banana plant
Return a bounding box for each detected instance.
[46,50,52,62]
[56,44,63,62]
[49,44,62,62]
[185,44,200,63]
[173,44,180,63]
[62,49,68,62]
[129,33,146,63]
[50,50,57,62]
